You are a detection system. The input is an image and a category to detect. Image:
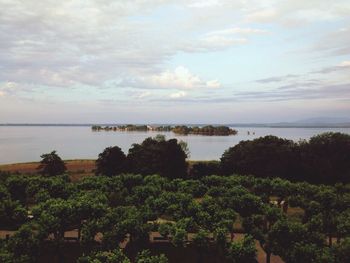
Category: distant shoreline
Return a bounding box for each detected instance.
[1,123,350,128]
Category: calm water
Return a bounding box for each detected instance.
[0,126,350,164]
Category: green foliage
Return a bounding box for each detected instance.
[301,132,350,184]
[172,125,237,136]
[37,150,66,176]
[192,229,210,249]
[5,224,40,263]
[0,171,349,262]
[226,235,257,263]
[221,132,350,184]
[127,137,188,179]
[221,135,300,180]
[95,146,127,176]
[333,238,350,263]
[171,227,187,247]
[77,249,130,263]
[0,199,27,228]
[135,250,168,263]
[189,161,221,179]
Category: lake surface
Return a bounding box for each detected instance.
[0,126,350,164]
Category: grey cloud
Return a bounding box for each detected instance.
[312,63,350,74]
[256,74,299,83]
[0,0,259,90]
[148,82,350,104]
[312,28,350,56]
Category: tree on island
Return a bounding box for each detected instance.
[95,146,127,176]
[37,151,66,176]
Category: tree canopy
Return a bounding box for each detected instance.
[95,146,127,176]
[36,151,66,176]
[127,137,188,179]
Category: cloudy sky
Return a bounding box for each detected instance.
[0,0,350,123]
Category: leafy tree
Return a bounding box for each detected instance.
[336,209,350,242]
[127,137,187,179]
[171,227,188,247]
[300,132,350,184]
[37,151,66,176]
[96,146,127,176]
[243,206,283,263]
[333,237,350,263]
[312,187,339,246]
[6,176,29,206]
[179,140,190,158]
[5,224,40,263]
[285,242,334,263]
[135,250,168,263]
[32,198,78,262]
[189,161,221,179]
[158,222,174,240]
[77,249,130,263]
[221,136,300,180]
[226,235,257,263]
[192,229,210,263]
[0,199,27,228]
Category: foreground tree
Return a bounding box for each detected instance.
[135,250,168,263]
[221,136,300,180]
[127,137,187,179]
[37,151,66,176]
[96,146,127,176]
[77,249,130,263]
[4,224,40,263]
[300,132,350,184]
[226,235,257,263]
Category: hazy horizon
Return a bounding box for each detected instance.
[1,1,349,123]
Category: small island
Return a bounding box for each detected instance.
[91,124,237,136]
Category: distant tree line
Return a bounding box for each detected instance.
[172,125,237,136]
[91,124,237,136]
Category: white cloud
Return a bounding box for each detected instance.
[183,27,268,52]
[206,27,268,36]
[0,0,349,103]
[339,61,350,67]
[206,79,221,88]
[170,91,187,98]
[0,81,18,96]
[244,0,350,25]
[3,82,17,89]
[147,66,221,89]
[150,66,202,89]
[122,66,221,90]
[246,9,278,23]
[188,0,223,8]
[135,91,152,99]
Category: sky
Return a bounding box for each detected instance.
[0,0,350,124]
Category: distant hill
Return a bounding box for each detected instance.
[294,117,350,124]
[229,117,350,128]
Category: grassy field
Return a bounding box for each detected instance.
[0,159,96,181]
